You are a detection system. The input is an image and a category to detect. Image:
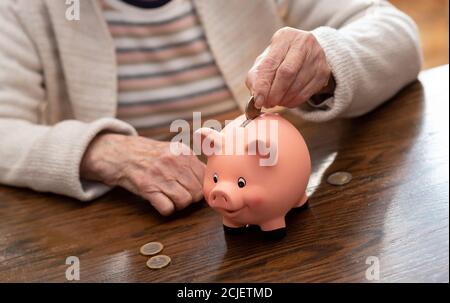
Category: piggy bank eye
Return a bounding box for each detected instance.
[237,177,246,188]
[213,174,218,183]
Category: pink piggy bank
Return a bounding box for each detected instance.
[195,113,311,237]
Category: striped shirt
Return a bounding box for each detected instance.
[101,0,241,139]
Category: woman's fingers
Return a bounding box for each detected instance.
[189,155,206,185]
[279,63,316,107]
[246,27,331,109]
[166,145,204,203]
[291,63,331,107]
[141,166,201,214]
[91,136,206,216]
[144,192,175,216]
[246,36,290,108]
[189,157,206,202]
[173,142,205,187]
[280,42,331,107]
[267,43,308,107]
[175,165,204,203]
[284,71,327,108]
[160,180,193,210]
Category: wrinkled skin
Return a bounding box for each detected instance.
[246,27,333,109]
[81,134,205,216]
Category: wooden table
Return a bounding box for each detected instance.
[0,65,448,283]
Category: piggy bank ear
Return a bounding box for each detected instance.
[194,127,223,156]
[246,138,278,167]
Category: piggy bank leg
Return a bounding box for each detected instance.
[223,217,247,234]
[293,192,309,210]
[260,217,286,240]
[260,217,286,232]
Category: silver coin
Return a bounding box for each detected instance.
[140,242,163,256]
[146,255,171,269]
[327,171,352,186]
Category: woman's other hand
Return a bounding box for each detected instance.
[80,134,205,216]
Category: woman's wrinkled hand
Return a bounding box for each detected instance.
[80,134,205,216]
[246,27,333,109]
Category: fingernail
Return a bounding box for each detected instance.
[254,95,264,108]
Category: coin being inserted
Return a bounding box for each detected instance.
[140,242,163,256]
[241,96,262,127]
[245,96,261,120]
[327,171,352,186]
[146,255,171,269]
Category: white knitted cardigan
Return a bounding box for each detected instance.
[0,0,422,201]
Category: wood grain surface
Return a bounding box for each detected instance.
[0,65,448,282]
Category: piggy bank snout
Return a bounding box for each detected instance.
[209,188,230,206]
[208,184,243,210]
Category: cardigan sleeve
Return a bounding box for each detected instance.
[0,0,137,201]
[279,0,422,121]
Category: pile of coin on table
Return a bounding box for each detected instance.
[140,241,171,269]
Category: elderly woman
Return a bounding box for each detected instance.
[0,0,421,215]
